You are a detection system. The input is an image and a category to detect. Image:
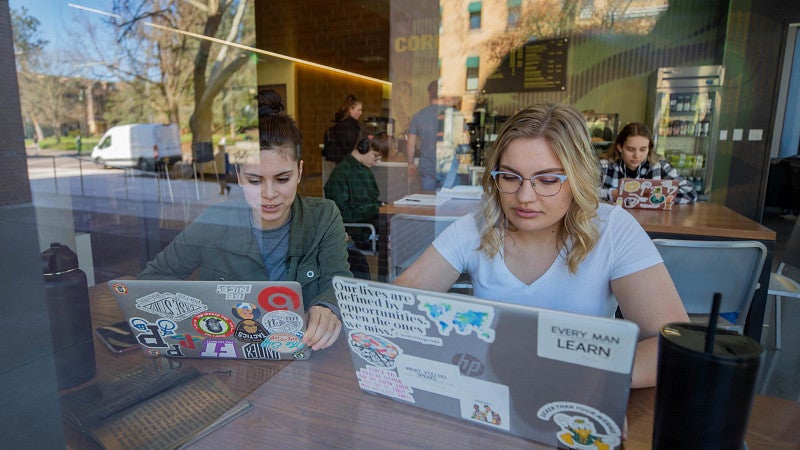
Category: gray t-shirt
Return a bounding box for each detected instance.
[408,103,445,177]
[252,216,291,280]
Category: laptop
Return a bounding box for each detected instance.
[333,276,639,449]
[107,279,311,360]
[615,178,680,210]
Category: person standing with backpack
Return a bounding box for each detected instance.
[322,94,362,164]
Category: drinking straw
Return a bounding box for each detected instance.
[705,292,722,354]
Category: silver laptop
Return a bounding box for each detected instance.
[333,276,639,448]
[108,279,311,360]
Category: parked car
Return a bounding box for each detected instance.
[91,123,181,171]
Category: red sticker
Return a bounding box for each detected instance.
[112,283,128,295]
[257,286,301,312]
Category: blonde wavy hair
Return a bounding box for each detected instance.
[478,103,600,274]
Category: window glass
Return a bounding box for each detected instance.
[6,0,740,443]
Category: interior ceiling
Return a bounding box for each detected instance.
[254,0,391,79]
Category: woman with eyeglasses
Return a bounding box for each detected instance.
[394,103,688,388]
[139,90,350,351]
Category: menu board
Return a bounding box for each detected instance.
[484,38,568,93]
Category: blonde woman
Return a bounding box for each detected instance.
[395,103,688,388]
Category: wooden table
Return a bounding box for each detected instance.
[377,201,776,340]
[67,284,799,449]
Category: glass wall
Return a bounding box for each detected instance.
[5,0,776,444]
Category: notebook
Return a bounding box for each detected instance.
[333,276,639,449]
[107,279,311,360]
[615,178,680,210]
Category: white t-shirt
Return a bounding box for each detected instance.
[432,203,662,318]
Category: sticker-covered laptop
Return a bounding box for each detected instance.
[107,279,311,360]
[615,178,680,210]
[333,276,639,449]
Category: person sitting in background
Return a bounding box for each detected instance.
[394,103,688,388]
[324,124,389,250]
[139,90,350,351]
[598,122,697,203]
[322,93,362,164]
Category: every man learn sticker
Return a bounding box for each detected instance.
[536,311,638,374]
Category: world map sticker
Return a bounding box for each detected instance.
[416,295,496,343]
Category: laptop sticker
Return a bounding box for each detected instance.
[231,302,261,321]
[199,339,239,358]
[458,377,510,431]
[416,295,496,343]
[537,311,637,374]
[355,365,415,403]
[336,279,435,345]
[261,332,305,353]
[261,310,304,334]
[233,319,269,342]
[134,292,207,322]
[395,353,460,397]
[216,283,252,300]
[537,402,621,450]
[257,285,301,312]
[192,312,235,338]
[242,342,282,360]
[348,331,402,368]
[167,333,203,349]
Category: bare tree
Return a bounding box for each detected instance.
[107,0,255,160]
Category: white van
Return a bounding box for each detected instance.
[91,123,182,171]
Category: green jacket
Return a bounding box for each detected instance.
[139,195,351,309]
[323,153,380,243]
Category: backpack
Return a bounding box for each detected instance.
[321,125,338,161]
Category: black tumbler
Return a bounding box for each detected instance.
[653,323,762,450]
[42,242,96,389]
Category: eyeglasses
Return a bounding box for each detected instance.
[490,171,568,196]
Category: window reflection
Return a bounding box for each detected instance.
[9,0,742,442]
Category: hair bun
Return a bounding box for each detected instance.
[257,90,286,117]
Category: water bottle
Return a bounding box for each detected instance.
[41,242,96,389]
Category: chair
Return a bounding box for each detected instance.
[652,239,767,333]
[347,248,372,280]
[767,217,800,349]
[343,223,378,255]
[388,214,471,291]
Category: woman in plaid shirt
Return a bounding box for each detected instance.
[598,122,697,203]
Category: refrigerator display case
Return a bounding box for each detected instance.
[648,65,724,199]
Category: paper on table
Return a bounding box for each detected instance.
[437,185,482,199]
[393,194,449,206]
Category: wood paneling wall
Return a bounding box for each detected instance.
[255,0,390,196]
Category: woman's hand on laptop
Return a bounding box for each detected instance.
[303,305,342,351]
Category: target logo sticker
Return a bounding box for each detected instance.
[192,312,235,338]
[257,285,301,312]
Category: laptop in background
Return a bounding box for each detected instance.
[107,279,311,360]
[333,276,639,449]
[616,178,680,210]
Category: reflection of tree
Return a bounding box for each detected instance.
[107,0,254,156]
[12,6,50,142]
